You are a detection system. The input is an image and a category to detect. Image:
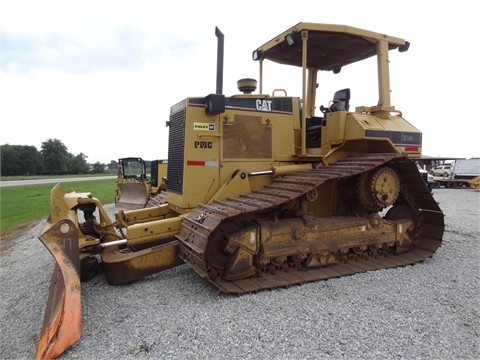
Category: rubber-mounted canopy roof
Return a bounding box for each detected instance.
[254,22,408,71]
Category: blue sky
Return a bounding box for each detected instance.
[1,0,479,163]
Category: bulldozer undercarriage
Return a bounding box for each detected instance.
[176,153,444,293]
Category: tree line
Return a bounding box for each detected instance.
[1,139,118,176]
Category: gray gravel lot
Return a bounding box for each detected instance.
[1,188,479,360]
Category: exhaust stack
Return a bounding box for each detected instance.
[215,27,224,95]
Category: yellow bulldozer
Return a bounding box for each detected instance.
[114,157,168,209]
[36,22,444,359]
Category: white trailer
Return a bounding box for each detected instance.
[433,158,480,188]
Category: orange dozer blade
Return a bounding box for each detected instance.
[36,218,82,360]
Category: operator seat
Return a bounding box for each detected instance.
[321,88,351,114]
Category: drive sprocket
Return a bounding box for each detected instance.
[357,166,400,212]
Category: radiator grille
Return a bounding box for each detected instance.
[167,109,185,194]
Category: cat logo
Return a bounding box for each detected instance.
[256,99,273,112]
[194,141,213,149]
[194,122,215,131]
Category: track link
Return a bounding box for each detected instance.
[176,153,444,293]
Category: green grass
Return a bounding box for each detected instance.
[0,171,116,182]
[0,179,115,233]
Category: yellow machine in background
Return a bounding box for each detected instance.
[114,157,167,208]
[36,23,444,359]
[468,176,480,188]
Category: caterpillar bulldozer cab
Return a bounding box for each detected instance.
[35,23,444,359]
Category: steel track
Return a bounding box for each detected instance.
[176,153,444,293]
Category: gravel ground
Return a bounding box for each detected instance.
[1,188,479,360]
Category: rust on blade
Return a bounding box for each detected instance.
[36,218,82,360]
[102,239,184,285]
